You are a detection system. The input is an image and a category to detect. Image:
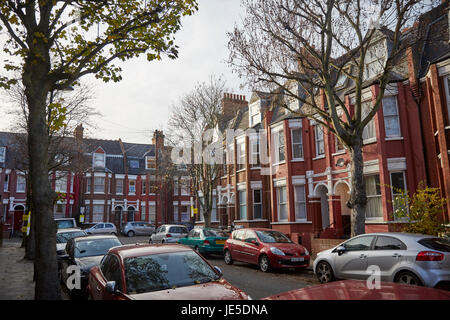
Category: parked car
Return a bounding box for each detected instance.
[56,228,87,256]
[88,243,249,300]
[223,228,310,272]
[85,222,118,235]
[55,218,77,229]
[313,232,450,290]
[262,280,450,300]
[149,224,189,244]
[178,228,229,256]
[59,235,122,299]
[122,221,155,237]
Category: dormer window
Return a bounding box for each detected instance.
[249,101,261,127]
[93,151,105,168]
[145,156,156,170]
[364,40,386,80]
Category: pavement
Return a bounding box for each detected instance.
[0,238,35,300]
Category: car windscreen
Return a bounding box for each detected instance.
[56,231,86,244]
[124,251,219,294]
[418,238,450,252]
[74,238,121,258]
[56,220,75,229]
[169,226,188,234]
[203,229,228,237]
[255,230,292,243]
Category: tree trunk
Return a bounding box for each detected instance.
[348,136,367,237]
[23,42,61,299]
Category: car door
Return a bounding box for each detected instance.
[156,226,165,243]
[143,223,154,235]
[367,235,407,281]
[90,255,111,300]
[91,254,124,300]
[132,222,142,235]
[334,235,375,280]
[241,230,260,264]
[230,230,246,262]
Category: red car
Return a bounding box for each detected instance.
[87,243,249,300]
[223,228,310,272]
[262,280,450,300]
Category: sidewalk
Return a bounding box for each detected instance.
[0,239,35,300]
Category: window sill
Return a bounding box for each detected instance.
[236,169,246,173]
[312,155,325,160]
[295,219,312,224]
[273,161,286,166]
[363,138,377,145]
[385,137,403,141]
[250,167,261,170]
[332,151,346,156]
[291,159,304,162]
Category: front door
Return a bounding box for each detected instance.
[334,235,375,280]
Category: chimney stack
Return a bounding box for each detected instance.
[74,124,84,140]
[222,92,248,118]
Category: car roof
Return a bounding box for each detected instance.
[360,232,436,240]
[162,224,188,228]
[72,235,118,242]
[108,244,192,259]
[56,228,83,233]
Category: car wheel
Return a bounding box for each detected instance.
[127,231,135,237]
[395,271,423,286]
[224,250,233,265]
[258,254,271,273]
[316,261,335,283]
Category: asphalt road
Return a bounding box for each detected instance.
[118,235,319,299]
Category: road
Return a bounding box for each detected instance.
[118,235,319,299]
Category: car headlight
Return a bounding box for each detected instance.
[270,247,285,256]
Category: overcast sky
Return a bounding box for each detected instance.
[0,0,250,144]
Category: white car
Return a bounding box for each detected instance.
[85,222,118,235]
[56,228,86,256]
[149,224,189,244]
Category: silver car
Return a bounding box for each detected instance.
[313,232,450,289]
[123,221,155,237]
[149,224,189,244]
[85,222,118,235]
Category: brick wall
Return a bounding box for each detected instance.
[310,237,343,260]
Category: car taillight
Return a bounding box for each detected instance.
[166,234,172,237]
[203,240,210,245]
[416,251,444,261]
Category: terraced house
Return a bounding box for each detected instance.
[193,2,450,251]
[0,127,193,234]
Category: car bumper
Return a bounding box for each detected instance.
[415,267,450,288]
[201,246,225,254]
[271,255,310,269]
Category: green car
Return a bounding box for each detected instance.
[178,228,229,256]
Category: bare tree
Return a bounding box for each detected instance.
[6,83,97,259]
[227,0,439,236]
[167,75,227,228]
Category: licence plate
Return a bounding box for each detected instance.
[215,240,225,245]
[291,257,304,262]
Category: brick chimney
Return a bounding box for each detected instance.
[152,130,165,148]
[74,124,84,140]
[221,93,248,118]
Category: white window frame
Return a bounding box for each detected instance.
[362,100,377,143]
[383,95,402,138]
[249,136,260,168]
[116,179,123,195]
[314,125,325,158]
[276,186,288,221]
[293,184,307,221]
[145,156,156,170]
[364,174,383,220]
[238,190,247,220]
[16,174,26,193]
[94,177,105,194]
[252,189,263,220]
[237,140,246,171]
[389,171,408,220]
[291,127,304,161]
[55,173,67,193]
[93,152,105,168]
[128,179,136,195]
[444,76,450,124]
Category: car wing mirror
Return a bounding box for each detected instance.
[105,281,118,294]
[213,266,223,278]
[250,240,259,246]
[336,246,346,256]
